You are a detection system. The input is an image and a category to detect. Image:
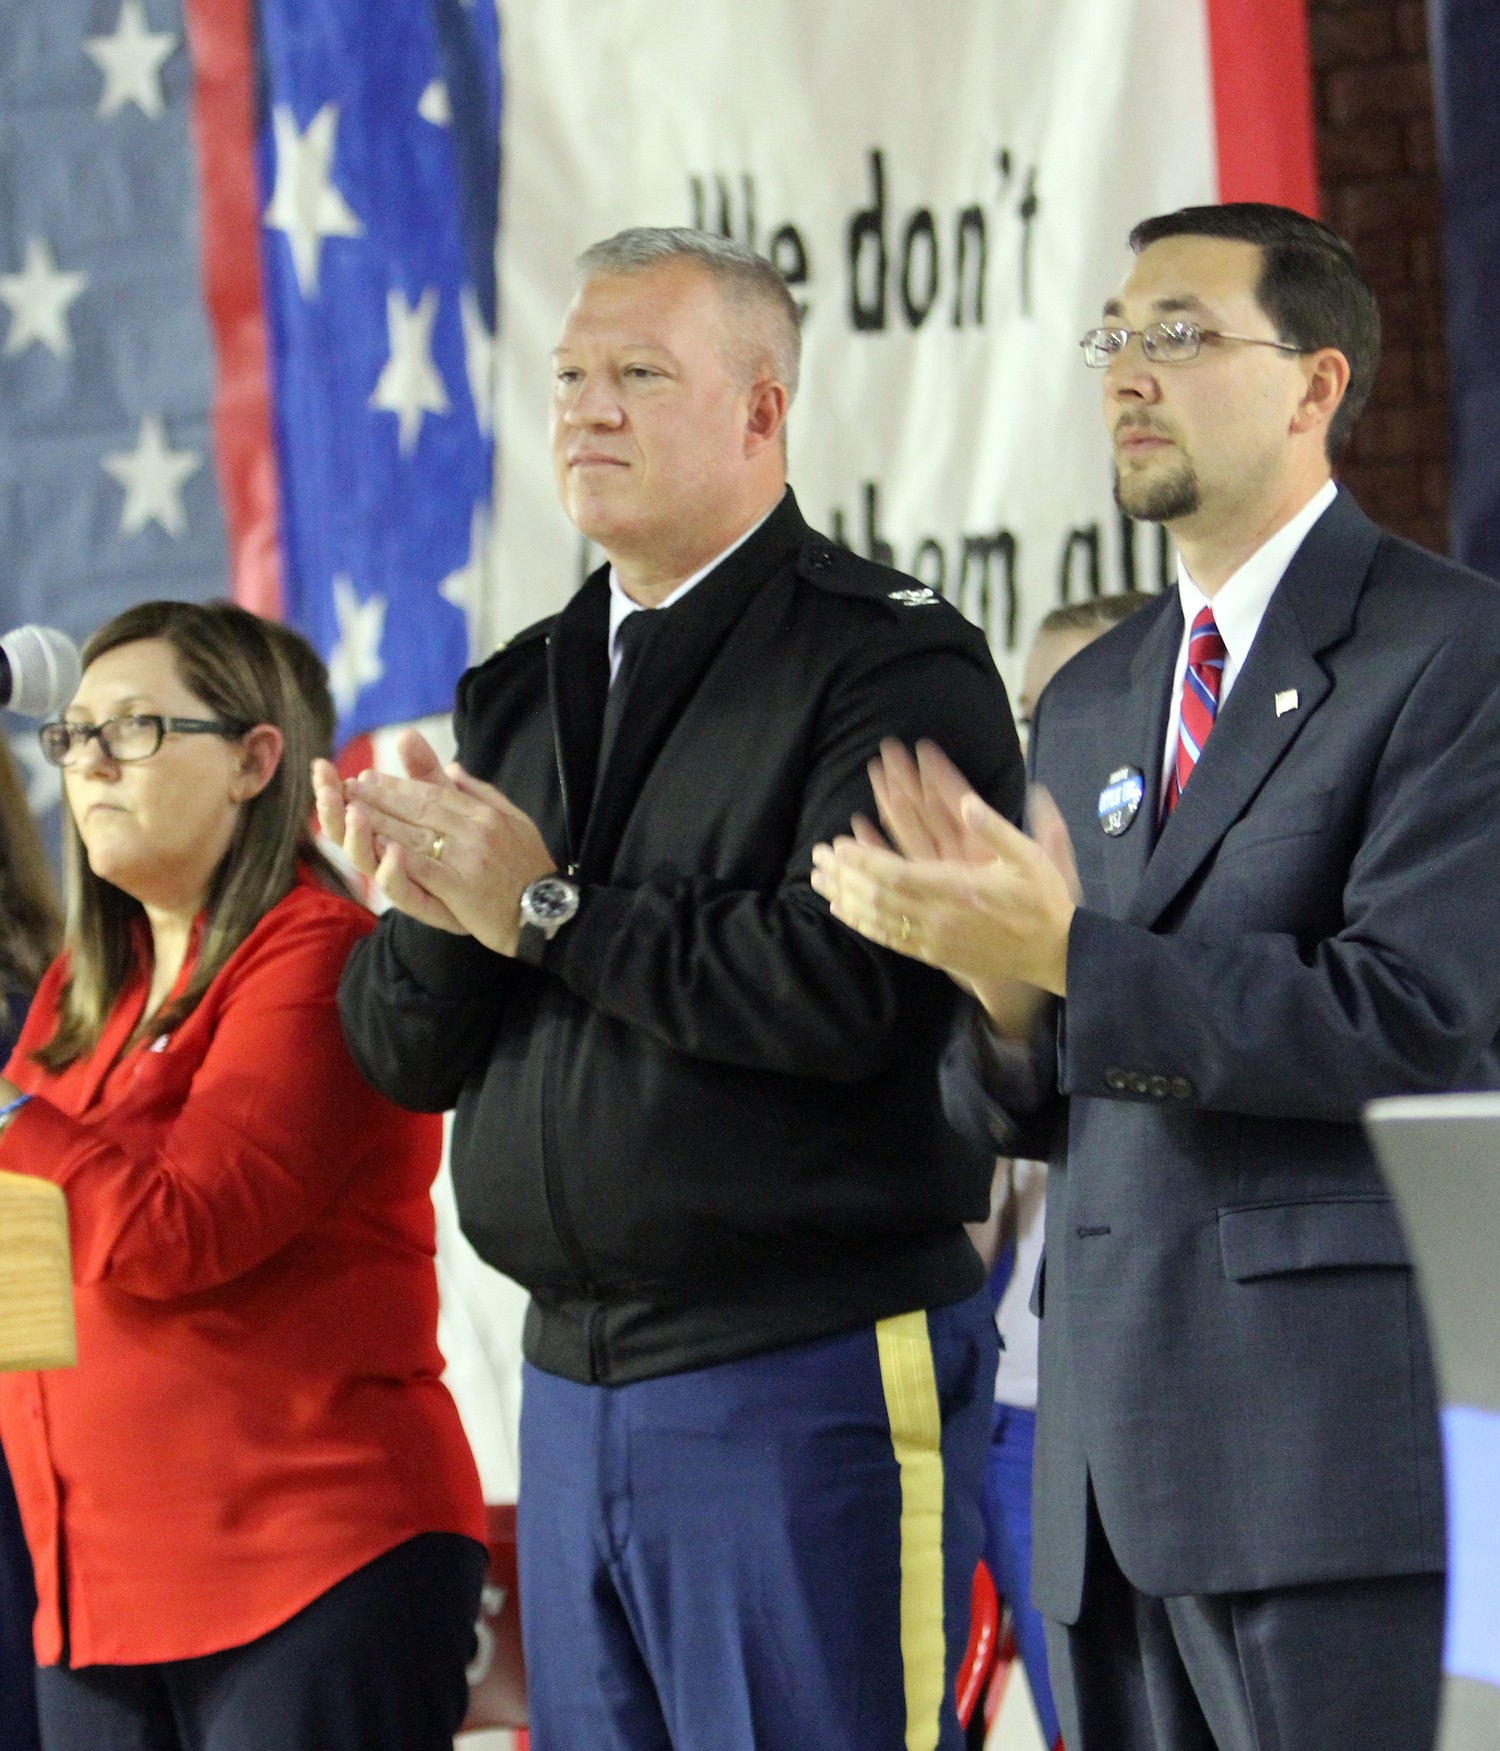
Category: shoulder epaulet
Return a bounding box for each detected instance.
[468,613,555,674]
[794,541,948,617]
[454,614,556,710]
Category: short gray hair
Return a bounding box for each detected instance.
[576,227,801,401]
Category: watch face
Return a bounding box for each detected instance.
[527,877,578,923]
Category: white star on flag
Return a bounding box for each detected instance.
[327,576,387,714]
[417,79,452,126]
[102,415,202,538]
[263,104,363,298]
[83,0,178,121]
[0,237,88,359]
[460,287,496,437]
[370,287,449,454]
[439,500,490,658]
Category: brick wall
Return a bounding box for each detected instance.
[1308,0,1449,553]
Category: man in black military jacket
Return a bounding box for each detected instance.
[316,229,1022,1751]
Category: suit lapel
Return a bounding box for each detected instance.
[1091,595,1181,917]
[577,491,807,875]
[1126,489,1380,929]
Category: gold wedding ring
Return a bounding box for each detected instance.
[899,915,912,943]
[430,832,446,862]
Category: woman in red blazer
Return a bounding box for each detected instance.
[0,602,486,1751]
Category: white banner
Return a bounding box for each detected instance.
[488,0,1219,692]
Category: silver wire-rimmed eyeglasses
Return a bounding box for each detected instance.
[1080,320,1310,368]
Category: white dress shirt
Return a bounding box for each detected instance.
[1159,478,1338,806]
[606,505,775,683]
[993,1157,1047,1412]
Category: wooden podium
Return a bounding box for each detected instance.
[0,1170,75,1373]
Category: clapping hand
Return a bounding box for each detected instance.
[810,740,1079,1026]
[312,730,556,956]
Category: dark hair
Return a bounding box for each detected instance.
[259,619,338,759]
[1128,203,1380,460]
[36,600,350,1070]
[0,740,61,1000]
[1038,593,1154,637]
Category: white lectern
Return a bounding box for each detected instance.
[1367,1094,1500,1751]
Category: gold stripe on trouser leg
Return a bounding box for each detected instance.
[876,1309,946,1751]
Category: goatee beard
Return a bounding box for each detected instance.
[1113,461,1201,523]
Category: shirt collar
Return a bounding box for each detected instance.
[607,504,776,677]
[1175,478,1337,671]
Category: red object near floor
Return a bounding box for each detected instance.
[956,1560,1001,1731]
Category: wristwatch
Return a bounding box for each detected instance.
[518,874,581,942]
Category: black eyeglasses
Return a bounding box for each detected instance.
[1080,320,1310,368]
[38,714,251,768]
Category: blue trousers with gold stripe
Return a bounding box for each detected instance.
[517,1286,996,1751]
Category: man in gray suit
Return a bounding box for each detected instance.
[811,203,1500,1750]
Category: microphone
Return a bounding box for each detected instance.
[0,625,82,717]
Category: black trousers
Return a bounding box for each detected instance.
[1045,1493,1444,1751]
[34,1532,485,1751]
[1,1448,42,1751]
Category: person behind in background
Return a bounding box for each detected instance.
[812,203,1499,1750]
[0,740,61,1751]
[959,591,1151,1751]
[316,226,1023,1751]
[0,602,485,1751]
[0,742,61,1051]
[1014,597,1155,736]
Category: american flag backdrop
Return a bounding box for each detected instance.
[1,1,224,821]
[0,0,499,823]
[255,0,499,741]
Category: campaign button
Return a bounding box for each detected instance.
[1098,765,1145,836]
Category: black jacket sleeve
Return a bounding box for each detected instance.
[339,917,511,1112]
[940,1000,1063,1160]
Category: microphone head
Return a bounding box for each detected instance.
[1,625,82,718]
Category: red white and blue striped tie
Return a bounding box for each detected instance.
[1164,607,1225,816]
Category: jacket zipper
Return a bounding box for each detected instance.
[539,637,596,1374]
[546,634,580,880]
